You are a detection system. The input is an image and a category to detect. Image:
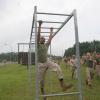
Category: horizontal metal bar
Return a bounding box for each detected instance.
[31,41,35,42]
[42,36,49,38]
[30,37,35,39]
[32,34,35,36]
[52,11,73,37]
[33,27,59,29]
[33,32,53,33]
[18,43,34,45]
[31,37,35,39]
[31,42,35,44]
[37,12,71,16]
[40,92,80,97]
[37,21,63,24]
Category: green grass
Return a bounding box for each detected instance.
[0,64,34,100]
[0,63,100,100]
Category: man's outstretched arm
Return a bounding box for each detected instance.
[37,20,43,43]
[47,27,54,45]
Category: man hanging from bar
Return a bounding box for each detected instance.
[37,20,72,99]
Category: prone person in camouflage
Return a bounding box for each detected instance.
[37,20,72,99]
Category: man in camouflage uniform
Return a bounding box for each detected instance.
[85,52,94,87]
[37,20,72,99]
[95,53,100,78]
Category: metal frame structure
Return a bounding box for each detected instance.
[17,43,30,64]
[18,43,34,53]
[18,42,35,96]
[17,43,34,65]
[28,6,82,100]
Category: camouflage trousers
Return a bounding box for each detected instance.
[38,58,63,82]
[95,65,100,77]
[86,67,94,85]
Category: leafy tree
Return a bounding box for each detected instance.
[0,52,18,62]
[64,40,100,57]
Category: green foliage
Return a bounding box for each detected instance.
[0,52,18,62]
[64,40,100,57]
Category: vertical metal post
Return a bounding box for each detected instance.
[49,43,52,93]
[50,43,52,59]
[18,43,19,54]
[34,6,39,100]
[73,9,82,100]
[28,44,33,96]
[28,5,35,96]
[18,43,19,64]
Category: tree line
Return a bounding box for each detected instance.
[0,52,18,62]
[0,40,100,62]
[64,40,100,57]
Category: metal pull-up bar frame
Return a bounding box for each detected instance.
[37,20,63,24]
[37,12,71,16]
[28,6,83,100]
[33,27,59,29]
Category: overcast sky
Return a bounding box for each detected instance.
[0,0,100,55]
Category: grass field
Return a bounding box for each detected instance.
[0,63,100,100]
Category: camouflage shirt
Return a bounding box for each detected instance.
[86,59,93,68]
[38,44,49,63]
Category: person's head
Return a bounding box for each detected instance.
[72,55,75,59]
[40,36,45,44]
[96,53,100,58]
[86,52,91,59]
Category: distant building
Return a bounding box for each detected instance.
[18,52,35,65]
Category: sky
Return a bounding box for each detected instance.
[0,0,100,55]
